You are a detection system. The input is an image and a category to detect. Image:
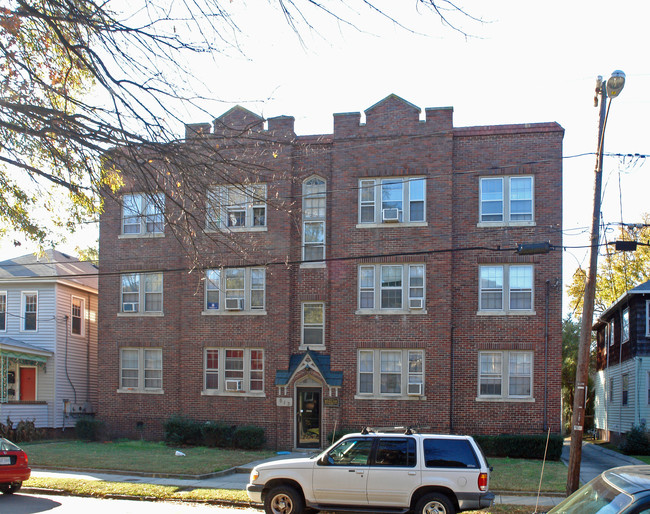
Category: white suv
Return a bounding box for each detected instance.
[247,428,494,514]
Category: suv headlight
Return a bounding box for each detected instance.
[250,469,259,482]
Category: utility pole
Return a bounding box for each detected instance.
[566,71,625,495]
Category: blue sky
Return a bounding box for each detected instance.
[2,0,649,315]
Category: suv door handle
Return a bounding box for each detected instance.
[408,471,417,475]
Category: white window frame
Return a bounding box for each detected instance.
[646,301,650,337]
[121,193,165,235]
[357,177,427,226]
[478,350,533,401]
[622,373,629,406]
[357,264,426,314]
[71,296,84,336]
[203,268,266,314]
[479,176,534,226]
[356,349,425,399]
[206,184,267,230]
[622,307,630,343]
[120,273,163,314]
[301,302,325,349]
[0,291,6,332]
[21,291,38,332]
[478,264,534,314]
[302,177,326,263]
[202,348,265,396]
[118,348,163,393]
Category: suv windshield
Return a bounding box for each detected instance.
[549,475,632,513]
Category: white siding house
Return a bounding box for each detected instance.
[0,250,98,429]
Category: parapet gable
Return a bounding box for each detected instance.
[334,94,453,138]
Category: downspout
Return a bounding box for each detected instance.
[64,315,77,405]
[86,293,91,406]
[637,357,642,427]
[619,315,623,436]
[449,325,454,433]
[544,280,549,432]
[606,324,610,439]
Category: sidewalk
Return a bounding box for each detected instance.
[28,441,644,508]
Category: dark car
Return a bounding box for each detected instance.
[549,465,650,513]
[0,437,31,494]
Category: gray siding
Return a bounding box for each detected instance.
[54,284,98,428]
[0,280,97,428]
[594,357,642,434]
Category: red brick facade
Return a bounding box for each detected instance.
[97,94,564,449]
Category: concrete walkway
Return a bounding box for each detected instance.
[28,441,647,508]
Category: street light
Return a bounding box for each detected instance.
[566,70,625,494]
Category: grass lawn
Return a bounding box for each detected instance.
[489,457,567,492]
[22,440,275,474]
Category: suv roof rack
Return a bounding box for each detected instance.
[361,426,428,435]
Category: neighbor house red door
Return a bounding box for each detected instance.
[19,367,36,401]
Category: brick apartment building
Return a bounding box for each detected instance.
[97,94,564,449]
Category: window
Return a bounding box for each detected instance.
[479,176,533,224]
[302,303,324,348]
[357,349,424,398]
[358,177,426,224]
[605,320,612,347]
[323,437,373,466]
[0,292,5,331]
[71,297,84,336]
[203,348,264,394]
[302,177,326,262]
[120,348,163,391]
[479,265,533,313]
[478,351,533,400]
[423,439,479,469]
[358,264,425,312]
[622,308,630,342]
[206,184,266,230]
[375,438,417,467]
[122,193,164,235]
[204,268,265,312]
[622,373,629,406]
[21,292,37,331]
[121,273,163,313]
[646,301,650,337]
[610,377,615,403]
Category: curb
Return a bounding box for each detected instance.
[492,490,566,498]
[22,487,261,508]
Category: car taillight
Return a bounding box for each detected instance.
[17,452,28,465]
[478,472,488,491]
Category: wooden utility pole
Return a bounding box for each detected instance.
[566,74,621,494]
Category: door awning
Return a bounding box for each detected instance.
[0,337,52,363]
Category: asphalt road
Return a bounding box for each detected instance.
[0,493,263,514]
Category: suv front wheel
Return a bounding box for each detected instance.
[415,492,456,514]
[264,485,305,514]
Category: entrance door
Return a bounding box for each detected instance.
[19,367,36,401]
[297,388,321,448]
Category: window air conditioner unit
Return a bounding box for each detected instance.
[409,298,424,309]
[408,383,423,396]
[123,302,138,312]
[382,208,400,222]
[225,379,243,391]
[225,298,244,310]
